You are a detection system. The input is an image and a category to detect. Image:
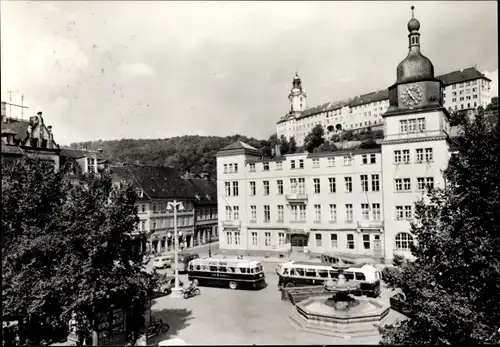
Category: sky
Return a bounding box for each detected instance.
[1,1,498,146]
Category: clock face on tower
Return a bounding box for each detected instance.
[399,84,423,107]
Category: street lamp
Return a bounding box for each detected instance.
[167,200,184,298]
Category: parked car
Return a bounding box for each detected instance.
[158,276,184,294]
[153,255,173,270]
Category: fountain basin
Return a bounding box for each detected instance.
[288,295,390,338]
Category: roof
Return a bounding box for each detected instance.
[349,89,389,108]
[60,148,109,162]
[184,178,217,204]
[219,140,258,151]
[436,67,491,85]
[2,120,30,141]
[1,142,24,155]
[1,127,18,135]
[110,165,192,199]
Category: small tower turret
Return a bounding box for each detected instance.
[288,71,307,113]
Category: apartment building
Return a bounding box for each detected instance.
[111,165,218,255]
[218,7,454,264]
[278,70,491,147]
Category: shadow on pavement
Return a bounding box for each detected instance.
[148,308,194,344]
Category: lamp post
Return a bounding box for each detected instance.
[208,228,212,257]
[167,200,184,298]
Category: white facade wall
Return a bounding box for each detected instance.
[380,109,451,261]
[220,109,453,263]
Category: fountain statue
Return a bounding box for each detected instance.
[323,259,361,312]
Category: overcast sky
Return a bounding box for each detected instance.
[1,1,498,145]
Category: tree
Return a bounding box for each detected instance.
[379,106,500,345]
[485,96,498,111]
[2,159,156,345]
[304,124,326,153]
[279,135,290,155]
[448,109,469,127]
[289,136,297,154]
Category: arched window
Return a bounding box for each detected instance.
[395,232,414,251]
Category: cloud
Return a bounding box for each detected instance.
[483,69,498,98]
[117,62,155,79]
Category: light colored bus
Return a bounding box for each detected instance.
[320,251,377,266]
[174,252,200,273]
[187,257,266,290]
[276,260,382,297]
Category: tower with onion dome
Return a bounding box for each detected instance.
[380,6,452,263]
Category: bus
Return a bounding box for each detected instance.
[320,251,378,266]
[187,257,266,290]
[276,260,382,297]
[174,252,200,273]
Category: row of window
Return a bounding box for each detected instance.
[138,202,194,214]
[394,148,433,164]
[195,209,218,221]
[246,154,376,173]
[226,175,433,196]
[226,202,414,223]
[137,216,194,231]
[450,102,480,110]
[227,230,414,252]
[399,118,426,134]
[246,174,381,196]
[395,177,434,192]
[223,163,238,174]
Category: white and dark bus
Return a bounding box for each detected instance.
[276,261,382,297]
[187,258,266,290]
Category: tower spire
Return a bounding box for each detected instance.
[407,5,421,50]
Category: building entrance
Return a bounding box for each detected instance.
[290,234,308,255]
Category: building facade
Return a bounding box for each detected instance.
[277,70,492,147]
[111,165,218,255]
[218,7,455,264]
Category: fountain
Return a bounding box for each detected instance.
[287,260,391,339]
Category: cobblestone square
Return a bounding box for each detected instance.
[148,263,391,345]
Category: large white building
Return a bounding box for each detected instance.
[278,69,492,147]
[217,7,462,264]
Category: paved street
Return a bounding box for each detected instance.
[146,262,393,345]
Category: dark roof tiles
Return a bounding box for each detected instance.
[436,67,491,85]
[111,165,192,199]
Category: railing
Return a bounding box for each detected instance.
[389,296,414,318]
[222,220,241,227]
[285,193,308,201]
[281,285,325,305]
[357,220,384,229]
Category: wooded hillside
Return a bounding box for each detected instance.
[70,135,265,178]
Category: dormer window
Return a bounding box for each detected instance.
[136,189,144,198]
[31,138,38,147]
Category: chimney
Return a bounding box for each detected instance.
[47,125,52,133]
[275,144,281,157]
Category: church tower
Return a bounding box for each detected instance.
[288,72,307,115]
[380,6,452,263]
